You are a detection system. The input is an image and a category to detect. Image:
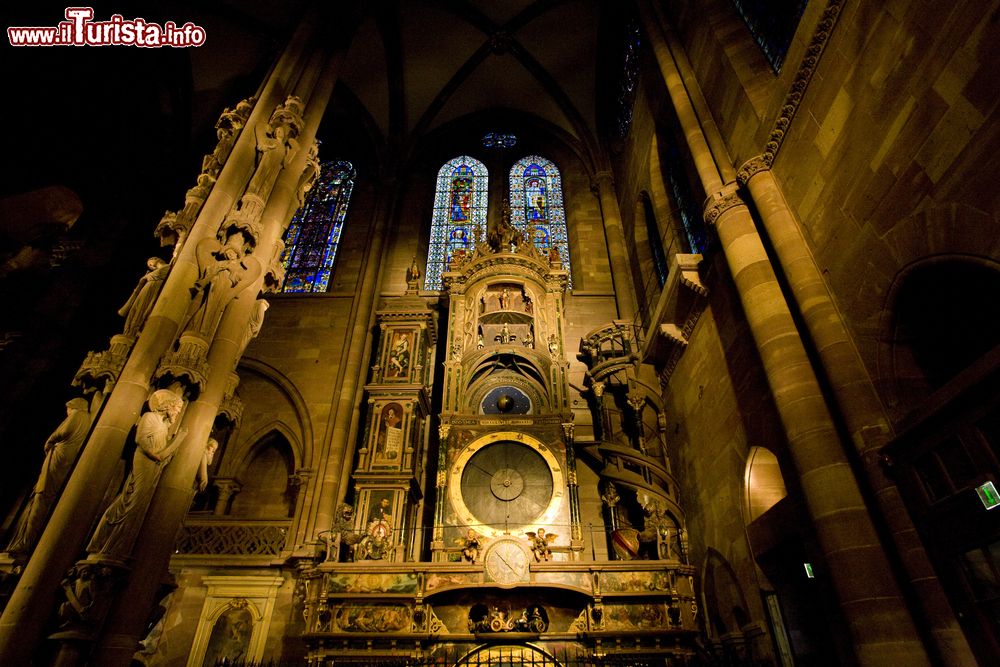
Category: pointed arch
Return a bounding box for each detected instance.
[281,160,356,293]
[425,155,489,290]
[509,155,572,287]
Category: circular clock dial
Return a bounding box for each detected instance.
[484,538,530,584]
[481,386,532,414]
[461,441,553,530]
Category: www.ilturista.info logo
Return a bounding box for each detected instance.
[8,7,206,47]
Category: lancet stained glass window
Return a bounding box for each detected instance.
[425,156,488,291]
[281,160,355,293]
[509,156,572,287]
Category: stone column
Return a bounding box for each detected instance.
[91,40,347,667]
[212,478,242,515]
[635,0,725,195]
[738,158,976,664]
[704,186,930,666]
[593,171,638,320]
[0,21,317,667]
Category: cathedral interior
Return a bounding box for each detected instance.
[1,1,999,666]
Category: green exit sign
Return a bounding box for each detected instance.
[977,481,1000,510]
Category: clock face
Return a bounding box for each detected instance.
[449,431,564,538]
[460,441,553,531]
[484,538,530,584]
[481,386,532,414]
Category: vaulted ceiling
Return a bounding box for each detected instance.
[178,1,613,169]
[338,1,603,150]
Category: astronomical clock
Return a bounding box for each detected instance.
[299,221,700,665]
[431,226,580,570]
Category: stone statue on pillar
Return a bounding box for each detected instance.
[247,96,303,200]
[118,257,170,339]
[237,299,269,361]
[86,390,187,561]
[181,232,262,342]
[5,398,92,557]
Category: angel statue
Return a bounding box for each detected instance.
[525,527,557,562]
[456,528,483,563]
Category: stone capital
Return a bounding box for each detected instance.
[702,185,746,227]
[591,170,614,195]
[736,156,770,185]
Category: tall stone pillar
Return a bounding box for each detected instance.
[90,44,346,667]
[635,0,725,195]
[737,158,976,664]
[704,186,930,666]
[593,171,638,320]
[0,24,317,666]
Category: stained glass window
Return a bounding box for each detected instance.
[280,161,355,293]
[509,156,572,287]
[615,18,642,141]
[482,132,518,149]
[663,141,706,254]
[425,156,489,291]
[731,0,809,73]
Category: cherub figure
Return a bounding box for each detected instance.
[525,527,557,562]
[456,528,483,563]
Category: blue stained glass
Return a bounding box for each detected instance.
[664,142,706,253]
[482,132,518,149]
[281,160,355,293]
[425,156,489,290]
[615,19,642,141]
[509,156,572,288]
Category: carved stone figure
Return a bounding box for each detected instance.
[247,96,303,200]
[523,329,534,348]
[195,438,219,493]
[487,199,525,252]
[457,529,483,563]
[87,390,187,561]
[57,562,117,632]
[321,503,356,563]
[181,233,262,341]
[5,398,91,556]
[237,298,269,360]
[498,287,510,309]
[526,527,556,562]
[498,322,513,344]
[406,256,421,289]
[201,97,254,177]
[548,334,559,356]
[118,257,170,338]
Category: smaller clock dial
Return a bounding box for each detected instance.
[484,538,530,584]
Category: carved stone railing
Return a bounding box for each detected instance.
[174,519,291,556]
